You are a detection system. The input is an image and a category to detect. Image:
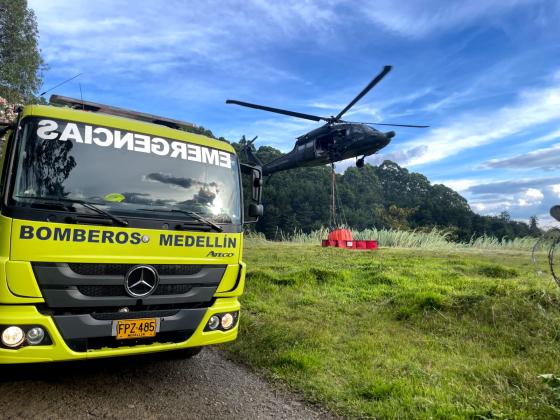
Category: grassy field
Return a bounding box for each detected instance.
[225,242,560,419]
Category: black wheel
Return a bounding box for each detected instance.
[169,346,203,359]
[356,158,365,168]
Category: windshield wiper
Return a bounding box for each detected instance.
[16,195,128,227]
[137,208,223,232]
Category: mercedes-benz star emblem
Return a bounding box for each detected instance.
[124,265,159,298]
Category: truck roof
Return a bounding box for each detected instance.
[20,102,235,154]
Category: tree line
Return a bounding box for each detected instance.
[232,143,540,241]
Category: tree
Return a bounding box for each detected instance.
[0,0,45,103]
[499,210,511,222]
[528,215,541,237]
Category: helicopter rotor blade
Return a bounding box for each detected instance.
[226,99,327,122]
[334,65,392,121]
[357,122,430,128]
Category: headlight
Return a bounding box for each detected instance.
[26,327,46,345]
[221,313,235,330]
[1,326,25,348]
[207,315,220,330]
[204,312,239,331]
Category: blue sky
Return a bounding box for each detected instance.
[29,0,560,226]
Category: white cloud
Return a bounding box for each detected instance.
[551,184,560,198]
[539,214,558,229]
[517,188,544,207]
[367,145,428,166]
[468,176,560,195]
[525,188,544,200]
[526,129,560,146]
[308,87,434,122]
[357,0,537,37]
[471,200,512,212]
[29,0,342,84]
[483,142,560,170]
[432,179,481,192]
[416,90,473,113]
[308,101,345,111]
[390,80,560,167]
[463,177,559,222]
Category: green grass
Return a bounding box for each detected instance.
[225,242,560,418]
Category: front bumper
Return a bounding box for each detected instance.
[0,298,239,364]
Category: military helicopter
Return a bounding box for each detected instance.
[227,65,428,175]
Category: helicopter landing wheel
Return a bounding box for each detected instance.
[356,157,365,168]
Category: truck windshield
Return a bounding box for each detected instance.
[10,117,241,224]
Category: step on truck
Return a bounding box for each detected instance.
[0,96,263,363]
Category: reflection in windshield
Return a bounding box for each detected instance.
[145,172,218,189]
[119,192,173,206]
[19,124,76,197]
[12,118,241,224]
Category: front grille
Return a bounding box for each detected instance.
[33,262,226,309]
[68,263,204,276]
[66,330,193,352]
[78,284,192,297]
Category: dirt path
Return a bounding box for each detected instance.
[0,348,332,419]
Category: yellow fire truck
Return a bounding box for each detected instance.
[0,96,262,363]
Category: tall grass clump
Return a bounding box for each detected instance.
[468,234,539,250]
[276,227,457,249]
[354,227,454,249]
[244,231,269,244]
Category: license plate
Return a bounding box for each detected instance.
[113,318,160,340]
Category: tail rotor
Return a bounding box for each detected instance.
[239,135,262,167]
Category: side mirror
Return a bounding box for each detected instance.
[241,163,264,223]
[248,203,264,217]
